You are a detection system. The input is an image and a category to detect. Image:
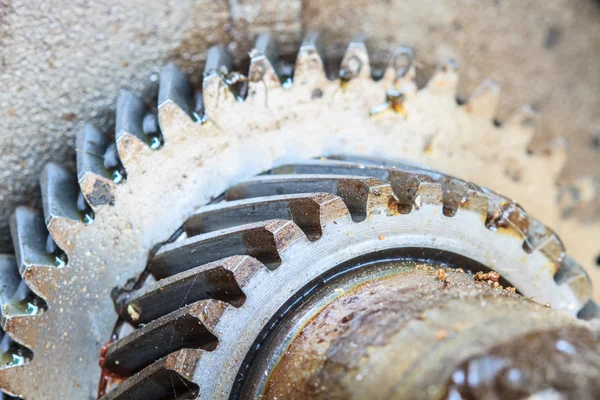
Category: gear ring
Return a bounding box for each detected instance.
[0,32,597,399]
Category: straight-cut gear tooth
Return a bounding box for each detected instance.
[554,256,592,307]
[76,124,116,211]
[115,90,150,169]
[382,46,417,96]
[184,193,349,240]
[202,44,236,117]
[464,78,501,119]
[0,334,32,396]
[426,59,459,95]
[157,63,191,116]
[150,220,306,279]
[523,218,566,271]
[103,300,220,376]
[339,36,371,81]
[100,348,202,400]
[225,174,393,221]
[413,177,444,209]
[247,32,282,103]
[9,207,58,299]
[501,104,537,149]
[118,255,261,325]
[1,281,45,349]
[294,31,327,88]
[460,189,490,222]
[40,163,81,253]
[536,137,569,179]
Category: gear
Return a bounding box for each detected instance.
[0,32,597,399]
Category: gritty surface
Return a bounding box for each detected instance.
[263,267,600,399]
[1,0,599,251]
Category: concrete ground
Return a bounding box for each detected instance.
[1,0,599,252]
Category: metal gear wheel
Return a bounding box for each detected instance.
[0,32,598,399]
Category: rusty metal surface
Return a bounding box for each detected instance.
[0,28,598,399]
[260,267,600,399]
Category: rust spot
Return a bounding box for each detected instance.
[61,112,78,122]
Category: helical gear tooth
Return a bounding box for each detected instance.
[339,36,371,82]
[184,193,349,240]
[294,31,327,89]
[271,160,391,180]
[76,124,116,212]
[464,78,501,119]
[382,46,417,96]
[226,175,393,221]
[248,32,282,98]
[118,256,260,325]
[150,219,306,279]
[425,59,459,95]
[202,44,236,118]
[554,256,592,309]
[40,163,81,253]
[103,300,220,376]
[100,348,202,400]
[577,300,600,320]
[158,63,191,116]
[115,90,151,169]
[9,207,58,300]
[0,256,20,313]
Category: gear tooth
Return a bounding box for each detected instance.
[426,59,459,95]
[100,348,201,400]
[226,174,393,222]
[118,255,257,325]
[271,159,390,180]
[500,104,537,150]
[9,207,58,300]
[294,31,327,86]
[115,90,152,168]
[339,36,371,82]
[413,176,444,208]
[76,124,116,212]
[40,163,81,253]
[460,188,489,222]
[0,333,32,395]
[103,301,219,376]
[1,281,45,349]
[383,46,417,95]
[184,193,349,240]
[523,218,566,270]
[158,63,191,116]
[202,44,236,118]
[464,78,501,119]
[537,137,569,179]
[0,256,20,310]
[150,219,305,279]
[554,256,592,310]
[247,32,282,103]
